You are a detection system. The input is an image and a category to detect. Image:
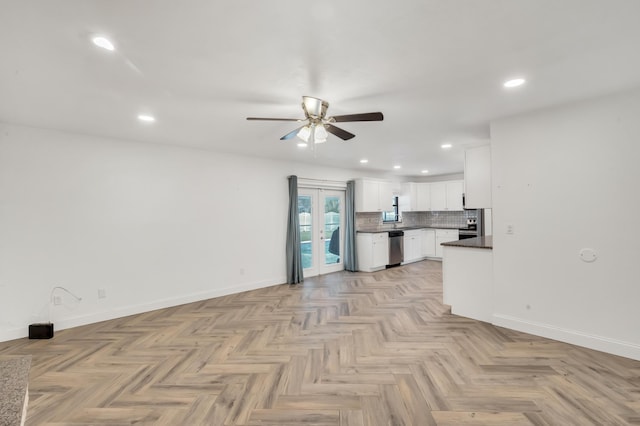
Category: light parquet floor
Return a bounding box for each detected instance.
[1,260,639,425]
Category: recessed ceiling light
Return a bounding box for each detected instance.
[441,143,452,149]
[137,114,155,122]
[359,159,368,164]
[393,165,401,169]
[503,78,526,88]
[421,170,429,174]
[297,142,308,148]
[92,36,115,51]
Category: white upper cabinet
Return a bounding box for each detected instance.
[355,179,395,212]
[398,182,416,214]
[430,182,447,211]
[445,181,464,211]
[378,181,395,211]
[464,145,492,208]
[431,181,464,211]
[400,180,464,212]
[415,183,431,211]
[358,180,380,212]
[399,182,429,213]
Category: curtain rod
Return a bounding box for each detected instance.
[297,178,348,184]
[296,177,348,189]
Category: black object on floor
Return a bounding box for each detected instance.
[29,323,54,339]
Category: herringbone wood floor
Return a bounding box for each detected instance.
[1,260,639,425]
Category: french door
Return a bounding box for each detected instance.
[298,188,345,277]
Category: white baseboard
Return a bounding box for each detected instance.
[0,277,286,343]
[0,327,28,343]
[492,314,640,361]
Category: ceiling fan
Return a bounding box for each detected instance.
[246,96,383,144]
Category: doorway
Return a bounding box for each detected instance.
[298,188,345,277]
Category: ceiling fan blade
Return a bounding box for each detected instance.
[280,126,305,141]
[331,112,384,122]
[246,117,303,122]
[326,124,356,140]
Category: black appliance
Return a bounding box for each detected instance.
[458,229,478,240]
[458,212,484,240]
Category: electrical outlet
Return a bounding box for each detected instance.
[98,288,106,299]
[53,296,62,305]
[506,224,514,234]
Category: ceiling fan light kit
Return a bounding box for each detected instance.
[296,125,311,142]
[297,122,329,144]
[313,124,328,143]
[247,96,383,148]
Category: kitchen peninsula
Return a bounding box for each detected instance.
[441,236,493,322]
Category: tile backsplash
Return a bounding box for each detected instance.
[356,210,477,231]
[355,212,389,231]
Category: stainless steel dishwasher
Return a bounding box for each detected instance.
[387,230,404,267]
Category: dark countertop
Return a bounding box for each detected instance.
[357,226,461,233]
[441,236,493,249]
[0,355,31,426]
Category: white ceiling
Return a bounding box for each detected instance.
[2,1,640,177]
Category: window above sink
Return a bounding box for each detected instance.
[382,196,399,223]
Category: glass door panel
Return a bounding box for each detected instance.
[324,195,341,266]
[298,193,314,271]
[298,188,344,277]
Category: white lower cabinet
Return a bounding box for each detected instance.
[357,232,389,272]
[421,229,436,257]
[435,229,459,258]
[358,228,459,269]
[402,230,422,264]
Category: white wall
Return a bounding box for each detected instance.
[491,88,640,360]
[0,123,369,342]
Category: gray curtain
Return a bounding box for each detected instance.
[344,180,358,272]
[286,175,304,284]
